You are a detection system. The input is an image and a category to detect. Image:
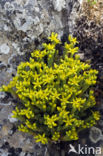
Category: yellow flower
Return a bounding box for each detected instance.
[52,89,60,100]
[31,50,47,59]
[72,98,86,111]
[52,132,60,141]
[64,42,71,50]
[42,43,55,51]
[0,32,99,144]
[59,110,69,119]
[34,134,48,144]
[92,111,100,121]
[31,50,40,57]
[69,47,79,55]
[66,129,78,140]
[18,124,29,133]
[33,78,42,89]
[68,35,78,45]
[44,114,58,129]
[48,32,60,44]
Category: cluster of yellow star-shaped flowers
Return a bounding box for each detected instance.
[0,32,100,144]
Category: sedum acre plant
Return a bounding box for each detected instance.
[0,33,100,144]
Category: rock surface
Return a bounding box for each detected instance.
[1,0,103,155]
[89,127,103,143]
[0,0,82,155]
[73,1,103,155]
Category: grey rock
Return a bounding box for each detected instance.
[8,113,18,123]
[0,148,3,153]
[89,127,102,143]
[100,71,103,80]
[0,124,2,131]
[1,152,9,156]
[0,101,12,106]
[33,16,40,25]
[1,123,13,137]
[0,44,10,54]
[0,0,82,155]
[14,15,37,32]
[4,2,15,12]
[8,129,13,135]
[53,0,66,12]
[20,152,26,156]
[0,92,6,99]
[78,53,84,60]
[26,153,32,156]
[99,120,103,127]
[79,0,83,5]
[0,63,7,71]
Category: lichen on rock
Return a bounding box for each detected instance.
[0,0,88,155]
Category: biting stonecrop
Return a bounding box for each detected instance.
[0,32,100,144]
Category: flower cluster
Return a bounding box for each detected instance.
[0,32,100,144]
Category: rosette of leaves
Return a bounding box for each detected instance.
[0,33,100,144]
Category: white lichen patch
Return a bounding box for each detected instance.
[0,43,10,54]
[53,0,66,12]
[4,2,15,12]
[15,0,30,6]
[79,0,83,5]
[89,127,103,143]
[33,16,40,25]
[14,15,39,32]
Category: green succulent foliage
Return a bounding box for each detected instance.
[1,32,100,144]
[87,0,97,5]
